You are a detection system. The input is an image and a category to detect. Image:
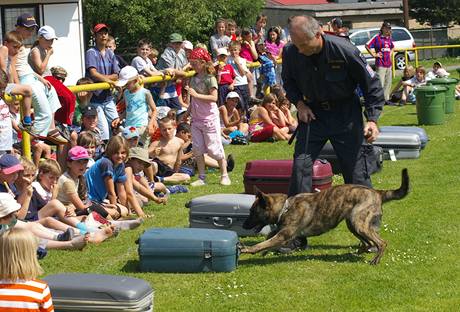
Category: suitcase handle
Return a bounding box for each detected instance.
[212,217,233,228]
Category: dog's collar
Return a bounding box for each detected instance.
[277,199,290,224]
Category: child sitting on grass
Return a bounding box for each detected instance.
[0,227,55,311]
[85,136,132,219]
[125,147,167,206]
[57,146,143,229]
[149,117,191,184]
[400,66,427,106]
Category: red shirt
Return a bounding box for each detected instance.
[45,76,76,125]
[217,64,236,85]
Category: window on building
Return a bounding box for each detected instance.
[0,5,39,46]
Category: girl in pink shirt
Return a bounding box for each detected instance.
[186,48,230,187]
[265,27,285,85]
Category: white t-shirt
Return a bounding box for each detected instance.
[131,56,158,76]
[0,100,13,152]
[15,46,34,78]
[227,56,248,86]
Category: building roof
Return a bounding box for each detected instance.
[265,0,402,12]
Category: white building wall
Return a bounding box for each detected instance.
[41,2,84,85]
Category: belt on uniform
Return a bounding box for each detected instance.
[305,96,355,111]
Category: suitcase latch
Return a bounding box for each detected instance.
[204,241,212,259]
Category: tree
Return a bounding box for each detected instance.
[408,0,460,26]
[82,0,265,53]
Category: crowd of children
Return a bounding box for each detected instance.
[0,13,297,276]
[3,11,459,310]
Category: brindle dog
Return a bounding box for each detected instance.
[241,169,409,265]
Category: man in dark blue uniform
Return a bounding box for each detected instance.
[280,16,384,252]
[283,15,383,196]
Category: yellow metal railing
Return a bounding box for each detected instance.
[391,44,460,77]
[3,60,272,160]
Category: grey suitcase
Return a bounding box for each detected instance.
[44,273,154,311]
[186,194,264,237]
[379,126,429,149]
[373,132,421,160]
[138,228,239,273]
[318,142,383,174]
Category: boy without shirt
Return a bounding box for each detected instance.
[149,117,190,184]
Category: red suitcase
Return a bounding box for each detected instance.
[244,159,333,194]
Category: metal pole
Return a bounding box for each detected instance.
[402,0,410,29]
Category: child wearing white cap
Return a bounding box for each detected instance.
[219,91,248,136]
[29,25,58,77]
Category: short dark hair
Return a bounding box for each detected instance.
[176,122,191,133]
[137,39,152,48]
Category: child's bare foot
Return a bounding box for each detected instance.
[88,227,113,244]
[70,234,89,250]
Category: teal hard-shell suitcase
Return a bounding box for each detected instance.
[138,228,239,273]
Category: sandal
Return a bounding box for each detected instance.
[18,123,41,138]
[44,129,68,145]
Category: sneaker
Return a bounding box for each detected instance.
[167,185,189,194]
[220,175,231,186]
[56,228,75,241]
[191,179,206,187]
[249,96,263,106]
[226,154,235,172]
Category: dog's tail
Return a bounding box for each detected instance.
[378,168,409,203]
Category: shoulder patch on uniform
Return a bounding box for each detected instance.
[366,64,375,78]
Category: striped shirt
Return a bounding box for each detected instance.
[0,279,54,312]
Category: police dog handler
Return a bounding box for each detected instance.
[283,16,384,197]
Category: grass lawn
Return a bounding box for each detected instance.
[41,72,460,311]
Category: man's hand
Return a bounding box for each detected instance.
[364,121,379,143]
[297,101,316,123]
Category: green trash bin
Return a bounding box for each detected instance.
[415,85,446,125]
[428,77,459,114]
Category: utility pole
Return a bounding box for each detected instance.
[402,0,410,29]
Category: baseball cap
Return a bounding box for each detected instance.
[115,66,139,87]
[183,40,193,50]
[0,193,21,218]
[129,147,152,164]
[169,33,183,43]
[382,21,391,29]
[51,66,67,80]
[15,13,38,28]
[157,106,171,120]
[93,23,109,34]
[67,146,91,161]
[122,127,140,140]
[38,25,58,40]
[217,47,229,56]
[0,154,24,175]
[226,91,240,100]
[82,104,98,117]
